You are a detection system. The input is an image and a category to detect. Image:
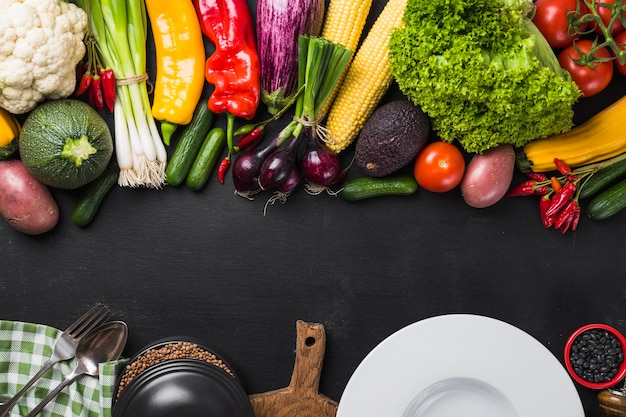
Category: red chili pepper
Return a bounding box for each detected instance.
[554,158,571,175]
[193,0,260,121]
[524,172,548,182]
[100,68,116,113]
[570,203,581,232]
[532,185,550,195]
[217,156,231,184]
[539,195,555,228]
[88,74,104,112]
[236,126,264,152]
[545,181,577,218]
[506,180,536,197]
[75,71,92,97]
[555,200,580,234]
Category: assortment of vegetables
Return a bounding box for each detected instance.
[193,0,261,171]
[231,35,352,200]
[318,0,373,118]
[388,0,581,154]
[324,0,407,153]
[4,0,626,235]
[76,0,168,189]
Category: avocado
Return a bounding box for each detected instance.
[355,100,430,177]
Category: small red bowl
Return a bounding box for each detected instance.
[564,323,626,389]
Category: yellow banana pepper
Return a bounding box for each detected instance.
[145,0,206,145]
[0,107,20,159]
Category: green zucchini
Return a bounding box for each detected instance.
[580,158,626,199]
[587,177,626,220]
[71,160,119,226]
[340,175,418,201]
[165,102,214,186]
[186,128,226,191]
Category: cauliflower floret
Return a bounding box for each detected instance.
[0,0,87,114]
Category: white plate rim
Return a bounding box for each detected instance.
[336,314,584,417]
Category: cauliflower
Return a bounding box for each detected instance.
[0,0,87,114]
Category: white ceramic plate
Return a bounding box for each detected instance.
[337,314,584,417]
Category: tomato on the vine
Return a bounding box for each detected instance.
[590,0,626,35]
[533,0,588,49]
[413,142,465,193]
[614,30,626,76]
[558,40,614,97]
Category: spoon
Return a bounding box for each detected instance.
[24,321,128,417]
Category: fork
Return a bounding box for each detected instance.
[0,304,111,417]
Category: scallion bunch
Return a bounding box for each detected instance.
[76,0,167,188]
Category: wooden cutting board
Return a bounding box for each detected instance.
[249,320,338,417]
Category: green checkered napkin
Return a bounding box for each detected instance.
[0,320,128,417]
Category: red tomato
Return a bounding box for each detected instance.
[558,40,614,97]
[591,0,626,35]
[413,142,465,193]
[614,30,626,76]
[533,0,588,49]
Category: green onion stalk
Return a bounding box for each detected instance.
[275,35,352,147]
[76,0,167,188]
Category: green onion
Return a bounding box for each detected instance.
[275,35,352,144]
[76,0,167,188]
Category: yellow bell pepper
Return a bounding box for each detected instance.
[145,0,206,145]
[0,107,20,159]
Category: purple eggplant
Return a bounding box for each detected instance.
[256,0,325,114]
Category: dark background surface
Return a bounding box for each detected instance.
[1,0,625,416]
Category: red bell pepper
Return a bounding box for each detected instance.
[194,0,261,182]
[193,0,260,137]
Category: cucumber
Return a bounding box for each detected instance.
[71,160,119,226]
[165,102,214,186]
[186,128,226,191]
[587,177,626,220]
[580,158,626,199]
[340,175,418,201]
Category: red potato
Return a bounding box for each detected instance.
[0,160,59,235]
[461,145,515,208]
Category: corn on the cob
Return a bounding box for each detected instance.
[319,0,373,117]
[321,0,372,52]
[325,0,408,153]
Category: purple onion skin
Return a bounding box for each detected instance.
[300,137,341,187]
[232,135,282,193]
[258,138,299,191]
[256,0,325,114]
[278,165,301,193]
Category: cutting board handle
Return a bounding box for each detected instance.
[289,320,326,394]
